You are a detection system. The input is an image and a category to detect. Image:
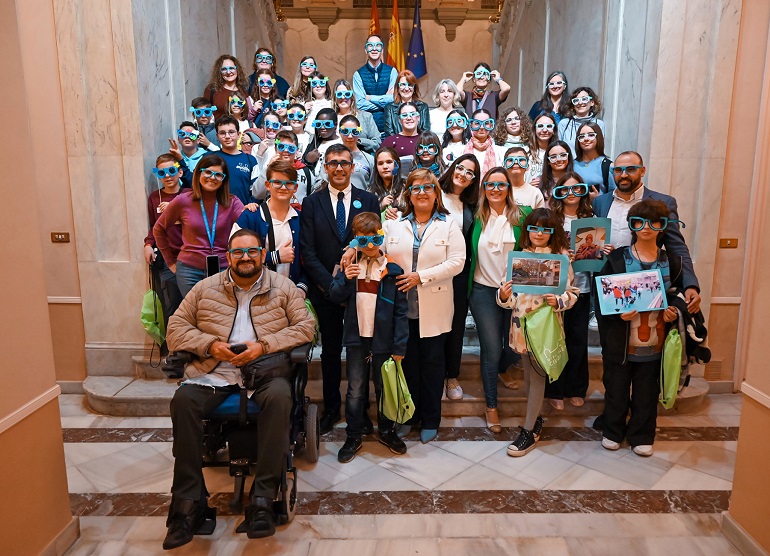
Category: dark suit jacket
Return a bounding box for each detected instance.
[592,186,699,291]
[300,185,381,302]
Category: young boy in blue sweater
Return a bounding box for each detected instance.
[329,212,410,462]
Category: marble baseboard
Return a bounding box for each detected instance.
[721,511,768,556]
[85,346,151,377]
[40,516,80,556]
[58,381,85,395]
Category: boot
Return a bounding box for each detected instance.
[162,497,216,550]
[244,496,276,539]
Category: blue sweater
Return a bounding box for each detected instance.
[218,151,259,205]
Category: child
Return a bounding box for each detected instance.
[168,121,207,177]
[498,208,578,456]
[409,131,445,177]
[369,146,406,218]
[189,97,219,150]
[328,212,409,462]
[249,70,279,127]
[596,199,682,457]
[502,146,545,209]
[269,99,290,129]
[270,130,315,205]
[304,72,333,134]
[441,109,470,166]
[303,108,341,174]
[227,94,253,132]
[286,103,312,154]
[336,115,374,190]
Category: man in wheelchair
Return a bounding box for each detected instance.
[163,229,316,550]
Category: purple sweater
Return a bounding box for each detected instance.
[154,190,244,270]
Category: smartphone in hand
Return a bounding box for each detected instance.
[229,343,248,354]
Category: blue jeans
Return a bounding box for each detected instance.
[345,337,392,438]
[176,262,208,298]
[469,282,514,408]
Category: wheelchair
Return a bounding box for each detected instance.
[181,343,319,524]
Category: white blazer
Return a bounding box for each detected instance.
[383,214,466,338]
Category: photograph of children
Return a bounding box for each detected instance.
[570,217,611,273]
[506,251,570,295]
[595,269,669,315]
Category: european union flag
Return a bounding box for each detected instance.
[406,0,427,79]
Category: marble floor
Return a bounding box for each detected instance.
[60,393,744,555]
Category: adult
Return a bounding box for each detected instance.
[214,116,261,206]
[525,112,559,188]
[300,144,381,433]
[528,70,569,123]
[458,62,510,119]
[382,70,431,137]
[574,122,615,196]
[464,108,501,177]
[204,55,250,121]
[381,102,422,177]
[468,168,531,432]
[248,47,290,99]
[333,79,381,154]
[352,34,398,135]
[337,115,374,190]
[539,140,575,202]
[161,229,315,548]
[382,169,465,443]
[441,109,471,166]
[558,86,606,157]
[493,106,533,152]
[502,146,545,209]
[154,153,245,297]
[429,79,465,135]
[438,154,480,400]
[287,55,318,106]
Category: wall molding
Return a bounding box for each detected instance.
[41,516,80,556]
[86,342,148,350]
[741,382,770,410]
[721,511,768,556]
[711,297,742,305]
[47,296,82,304]
[0,385,61,435]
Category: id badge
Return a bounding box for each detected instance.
[206,254,220,277]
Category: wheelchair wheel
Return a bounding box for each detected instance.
[304,403,320,463]
[283,471,297,522]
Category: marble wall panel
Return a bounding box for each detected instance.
[635,0,663,165]
[548,0,604,90]
[110,0,143,157]
[53,0,88,156]
[181,0,220,102]
[235,0,260,64]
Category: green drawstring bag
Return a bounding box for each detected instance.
[520,304,568,383]
[305,299,320,346]
[380,358,415,424]
[660,328,683,409]
[140,289,165,346]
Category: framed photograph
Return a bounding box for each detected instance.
[570,217,611,273]
[506,251,570,295]
[595,269,669,315]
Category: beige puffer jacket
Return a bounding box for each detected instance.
[167,269,316,378]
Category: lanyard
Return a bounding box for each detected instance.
[474,91,491,111]
[200,199,219,254]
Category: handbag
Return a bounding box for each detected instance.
[379,358,415,424]
[660,328,683,409]
[520,304,568,383]
[240,351,292,390]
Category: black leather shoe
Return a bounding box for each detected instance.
[378,428,407,455]
[337,436,363,463]
[244,496,276,539]
[592,413,605,431]
[163,498,216,550]
[319,411,341,435]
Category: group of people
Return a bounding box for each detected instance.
[146,39,703,549]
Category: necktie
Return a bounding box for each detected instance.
[336,191,346,240]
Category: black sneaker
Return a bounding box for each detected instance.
[532,415,544,441]
[362,417,374,436]
[320,411,341,435]
[244,497,276,539]
[506,427,536,457]
[337,436,363,463]
[378,428,407,455]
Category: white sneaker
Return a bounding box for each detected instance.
[446,379,463,400]
[588,314,598,331]
[632,444,653,457]
[601,437,620,451]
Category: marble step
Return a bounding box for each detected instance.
[82,374,709,418]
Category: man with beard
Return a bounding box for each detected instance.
[162,229,315,549]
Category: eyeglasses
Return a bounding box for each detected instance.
[312,120,336,129]
[229,97,246,107]
[300,61,316,69]
[483,181,509,191]
[339,127,362,137]
[536,123,555,131]
[241,141,255,147]
[325,160,353,169]
[309,78,328,88]
[504,156,529,169]
[548,80,566,87]
[552,184,589,199]
[470,118,495,131]
[446,116,467,129]
[335,90,353,99]
[398,82,414,90]
[365,41,384,52]
[218,130,239,136]
[399,111,419,119]
[454,165,475,179]
[287,111,306,121]
[264,120,282,131]
[416,144,439,156]
[190,107,216,117]
[613,165,643,175]
[577,132,598,141]
[572,95,593,105]
[177,130,200,140]
[505,116,521,123]
[153,165,180,178]
[201,169,226,181]
[628,217,685,231]
[409,184,436,194]
[255,54,274,64]
[268,179,298,191]
[275,142,298,154]
[527,225,555,234]
[258,78,275,87]
[220,66,236,73]
[350,234,385,247]
[474,69,491,79]
[547,152,570,163]
[270,101,289,110]
[229,247,263,258]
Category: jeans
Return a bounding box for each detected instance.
[402,319,446,429]
[176,262,208,298]
[345,337,393,438]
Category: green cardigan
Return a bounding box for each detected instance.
[468,205,533,292]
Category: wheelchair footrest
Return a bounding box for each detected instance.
[195,507,217,536]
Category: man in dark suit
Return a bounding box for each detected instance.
[592,150,701,312]
[300,144,381,433]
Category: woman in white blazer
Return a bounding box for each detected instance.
[382,169,466,443]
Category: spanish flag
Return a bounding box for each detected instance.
[386,1,405,71]
[369,0,380,36]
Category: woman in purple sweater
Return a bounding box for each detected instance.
[154,153,245,297]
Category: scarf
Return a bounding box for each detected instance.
[417,161,441,177]
[472,87,487,100]
[464,136,497,176]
